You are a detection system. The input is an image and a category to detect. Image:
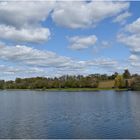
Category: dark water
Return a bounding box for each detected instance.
[0,90,140,138]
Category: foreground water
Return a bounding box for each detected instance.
[0,90,140,138]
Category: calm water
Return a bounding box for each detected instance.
[0,90,140,138]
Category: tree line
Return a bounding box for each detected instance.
[0,69,140,90]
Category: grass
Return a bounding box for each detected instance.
[1,87,129,92]
[2,87,128,92]
[43,88,128,92]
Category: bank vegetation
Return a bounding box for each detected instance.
[0,69,140,91]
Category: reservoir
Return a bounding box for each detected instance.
[0,90,140,139]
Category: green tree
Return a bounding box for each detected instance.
[114,75,125,88]
[123,69,131,79]
[131,76,140,90]
[0,80,5,89]
[15,78,22,83]
[110,72,118,80]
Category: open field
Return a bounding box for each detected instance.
[98,80,115,88]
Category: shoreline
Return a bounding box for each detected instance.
[0,88,129,92]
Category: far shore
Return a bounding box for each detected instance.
[0,88,130,92]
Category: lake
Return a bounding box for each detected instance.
[0,90,140,139]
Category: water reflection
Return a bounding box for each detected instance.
[0,90,140,138]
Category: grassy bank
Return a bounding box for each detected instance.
[42,88,128,92]
[1,88,128,92]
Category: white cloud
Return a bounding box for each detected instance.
[0,1,132,79]
[118,33,140,51]
[128,54,140,68]
[0,44,90,70]
[117,17,140,68]
[0,65,43,75]
[52,1,130,28]
[118,18,140,52]
[125,17,140,33]
[0,1,55,43]
[0,64,49,80]
[129,54,139,61]
[68,35,97,50]
[129,55,140,67]
[0,1,129,29]
[0,25,51,43]
[0,1,130,44]
[0,1,55,28]
[0,43,120,78]
[113,11,131,24]
[88,58,118,68]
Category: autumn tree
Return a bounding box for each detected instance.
[114,75,125,88]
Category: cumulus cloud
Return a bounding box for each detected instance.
[88,58,118,68]
[52,1,130,28]
[129,54,139,61]
[0,1,55,28]
[0,1,132,79]
[68,35,97,50]
[0,1,130,44]
[0,44,70,68]
[118,33,140,52]
[129,54,140,67]
[0,43,119,77]
[0,64,49,80]
[0,1,55,43]
[0,65,43,75]
[0,25,51,43]
[117,17,140,67]
[113,11,131,24]
[118,17,140,52]
[125,17,140,33]
[0,43,91,70]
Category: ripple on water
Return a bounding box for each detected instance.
[0,91,140,138]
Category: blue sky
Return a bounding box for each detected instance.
[0,0,140,80]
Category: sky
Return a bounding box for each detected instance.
[0,0,140,80]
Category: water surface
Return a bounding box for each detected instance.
[0,90,140,138]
